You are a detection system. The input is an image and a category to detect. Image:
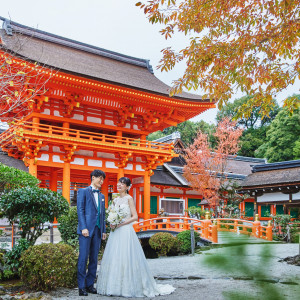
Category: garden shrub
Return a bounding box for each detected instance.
[149,232,177,256]
[20,243,77,291]
[176,230,201,254]
[4,238,31,273]
[57,206,79,250]
[0,239,31,281]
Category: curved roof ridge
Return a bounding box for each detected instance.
[0,17,154,73]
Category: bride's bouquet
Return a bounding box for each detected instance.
[106,202,128,231]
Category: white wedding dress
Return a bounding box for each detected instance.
[96,194,175,297]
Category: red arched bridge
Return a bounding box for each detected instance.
[133,215,273,244]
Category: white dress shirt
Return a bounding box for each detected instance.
[90,185,99,208]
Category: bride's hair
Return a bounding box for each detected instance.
[119,177,132,194]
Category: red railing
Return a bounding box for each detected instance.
[133,217,218,243]
[134,215,273,243]
[0,121,174,153]
[216,217,273,241]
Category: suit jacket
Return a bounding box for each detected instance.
[77,186,106,237]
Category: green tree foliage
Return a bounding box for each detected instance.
[147,130,165,141]
[217,96,280,157]
[57,206,79,250]
[255,107,300,162]
[216,96,280,129]
[238,127,268,157]
[0,187,69,244]
[293,140,300,159]
[0,163,39,193]
[204,244,293,299]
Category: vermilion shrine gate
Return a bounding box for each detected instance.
[0,19,215,220]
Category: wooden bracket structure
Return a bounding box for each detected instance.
[62,145,77,163]
[62,91,81,117]
[117,104,134,127]
[116,152,132,168]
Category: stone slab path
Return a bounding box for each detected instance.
[49,243,300,300]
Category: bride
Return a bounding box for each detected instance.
[97,177,175,297]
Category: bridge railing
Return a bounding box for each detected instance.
[133,217,218,243]
[215,215,273,241]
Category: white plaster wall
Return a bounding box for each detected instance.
[53,155,63,163]
[88,159,103,167]
[41,109,50,115]
[136,165,144,171]
[87,116,101,124]
[72,114,84,121]
[124,164,133,170]
[38,154,49,161]
[71,158,84,165]
[104,120,115,126]
[106,161,118,169]
[258,192,289,203]
[54,110,62,117]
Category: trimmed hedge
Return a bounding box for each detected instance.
[176,230,201,254]
[20,243,77,291]
[149,232,178,257]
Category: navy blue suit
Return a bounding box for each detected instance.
[77,186,106,289]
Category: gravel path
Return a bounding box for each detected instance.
[49,244,300,300]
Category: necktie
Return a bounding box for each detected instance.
[94,191,101,229]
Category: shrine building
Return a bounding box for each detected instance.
[0,19,215,220]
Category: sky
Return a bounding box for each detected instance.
[1,0,299,126]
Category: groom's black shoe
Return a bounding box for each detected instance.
[79,288,88,296]
[86,285,97,294]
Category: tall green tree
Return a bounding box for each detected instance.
[216,96,280,129]
[255,107,300,162]
[217,96,280,157]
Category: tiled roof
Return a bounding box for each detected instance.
[252,160,300,173]
[154,132,181,143]
[0,18,208,102]
[242,166,300,187]
[0,154,28,172]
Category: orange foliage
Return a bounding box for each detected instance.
[137,0,300,117]
[183,118,243,207]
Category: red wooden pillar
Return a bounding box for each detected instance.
[102,175,109,208]
[143,172,151,220]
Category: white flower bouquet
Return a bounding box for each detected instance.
[106,203,128,231]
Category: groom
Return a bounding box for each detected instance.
[77,169,107,296]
